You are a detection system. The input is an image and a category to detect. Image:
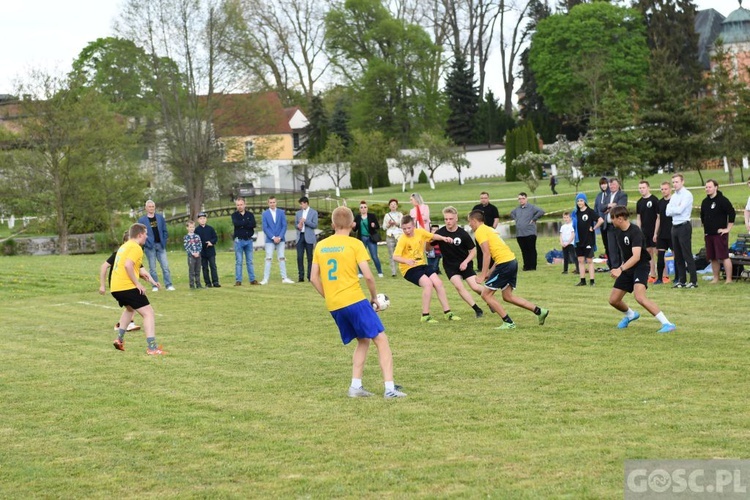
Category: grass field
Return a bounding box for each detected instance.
[2,235,749,498]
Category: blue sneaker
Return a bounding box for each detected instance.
[657,323,676,334]
[617,311,640,329]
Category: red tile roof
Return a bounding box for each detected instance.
[208,92,292,137]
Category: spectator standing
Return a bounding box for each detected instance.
[666,173,697,288]
[654,182,673,284]
[231,197,258,286]
[744,179,750,232]
[352,201,384,277]
[550,175,558,195]
[295,196,318,282]
[195,212,220,288]
[559,212,577,275]
[471,191,500,271]
[636,180,660,281]
[604,178,628,269]
[573,193,603,287]
[137,200,175,291]
[382,199,403,277]
[700,179,736,284]
[261,196,295,285]
[409,192,430,229]
[183,220,202,289]
[510,192,545,271]
[593,177,611,268]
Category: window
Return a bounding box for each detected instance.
[245,140,255,159]
[293,133,300,150]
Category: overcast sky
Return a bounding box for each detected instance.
[0,0,743,97]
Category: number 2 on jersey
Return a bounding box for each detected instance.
[327,258,338,281]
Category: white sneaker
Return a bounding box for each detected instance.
[348,386,374,398]
[126,322,141,332]
[152,286,159,292]
[282,278,295,284]
[378,273,384,278]
[259,280,268,285]
[166,286,176,291]
[384,389,407,399]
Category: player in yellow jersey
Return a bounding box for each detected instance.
[110,223,166,355]
[468,210,549,330]
[310,207,406,399]
[392,215,461,323]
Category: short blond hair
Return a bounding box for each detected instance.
[442,206,458,216]
[331,206,354,229]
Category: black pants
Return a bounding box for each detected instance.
[562,245,578,273]
[297,238,314,281]
[671,223,697,285]
[600,225,611,269]
[201,254,219,286]
[517,235,538,270]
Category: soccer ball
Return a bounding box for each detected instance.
[373,293,390,311]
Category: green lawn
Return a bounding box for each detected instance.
[1,237,749,498]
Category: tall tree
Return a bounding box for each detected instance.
[529,2,649,121]
[498,0,535,116]
[220,0,329,104]
[313,133,349,197]
[413,130,455,188]
[444,53,479,147]
[117,0,231,219]
[325,0,442,146]
[473,89,516,145]
[349,129,394,193]
[0,73,142,252]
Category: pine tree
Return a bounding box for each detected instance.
[444,53,479,147]
[306,94,328,160]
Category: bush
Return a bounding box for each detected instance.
[418,170,429,184]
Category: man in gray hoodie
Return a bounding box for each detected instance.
[510,192,545,271]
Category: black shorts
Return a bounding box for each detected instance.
[643,231,656,248]
[576,245,595,258]
[484,259,518,291]
[111,288,150,309]
[656,237,672,251]
[444,263,476,280]
[614,262,650,293]
[404,265,437,287]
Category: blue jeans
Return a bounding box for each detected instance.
[144,242,173,287]
[234,238,256,282]
[364,236,383,274]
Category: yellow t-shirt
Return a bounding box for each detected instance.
[110,240,144,292]
[313,235,370,311]
[474,224,515,266]
[393,227,433,275]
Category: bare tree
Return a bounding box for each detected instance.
[499,0,533,116]
[117,0,232,219]
[220,0,330,104]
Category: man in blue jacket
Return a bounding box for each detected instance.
[261,196,295,285]
[137,200,175,291]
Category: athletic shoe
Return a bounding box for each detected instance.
[475,309,484,318]
[213,283,221,288]
[259,280,268,285]
[152,286,159,292]
[421,315,438,323]
[444,312,462,321]
[617,311,640,329]
[348,386,374,398]
[648,275,657,284]
[126,322,140,332]
[575,281,587,286]
[653,279,663,285]
[235,281,242,286]
[249,280,259,285]
[146,347,167,356]
[384,389,407,399]
[662,276,671,284]
[166,286,176,291]
[589,281,595,287]
[378,273,384,278]
[685,282,697,289]
[537,308,549,325]
[495,322,516,330]
[672,282,684,288]
[657,323,676,334]
[113,338,125,351]
[282,278,295,284]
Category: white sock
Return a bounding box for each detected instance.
[655,312,670,325]
[626,308,637,320]
[384,381,395,392]
[351,378,362,389]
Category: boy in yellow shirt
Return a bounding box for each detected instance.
[468,210,549,330]
[310,207,405,399]
[110,223,166,355]
[392,215,461,323]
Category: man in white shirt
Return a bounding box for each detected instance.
[665,173,697,288]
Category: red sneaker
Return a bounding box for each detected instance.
[648,276,657,284]
[146,347,168,356]
[663,276,671,284]
[113,338,125,351]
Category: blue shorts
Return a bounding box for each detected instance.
[404,265,437,286]
[330,299,385,345]
[484,259,518,291]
